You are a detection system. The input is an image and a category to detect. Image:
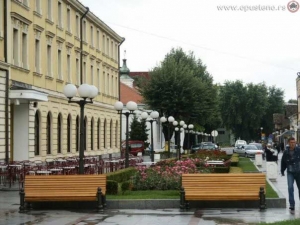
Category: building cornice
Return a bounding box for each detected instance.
[33,24,44,32]
[68,0,124,43]
[11,12,32,25]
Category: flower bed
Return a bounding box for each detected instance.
[132,150,231,190]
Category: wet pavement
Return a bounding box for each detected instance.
[1,150,300,225]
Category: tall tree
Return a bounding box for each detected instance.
[140,48,220,142]
[219,81,284,141]
[261,86,284,139]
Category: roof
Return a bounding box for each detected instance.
[130,72,150,79]
[120,83,143,104]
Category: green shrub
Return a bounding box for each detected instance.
[106,167,137,183]
[121,181,131,194]
[106,180,118,195]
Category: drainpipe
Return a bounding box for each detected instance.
[118,38,125,153]
[2,0,9,164]
[80,7,89,84]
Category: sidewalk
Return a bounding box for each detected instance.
[0,154,300,225]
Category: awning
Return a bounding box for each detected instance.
[277,130,295,138]
[9,89,48,102]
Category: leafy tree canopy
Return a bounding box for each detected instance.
[140,48,220,140]
[219,81,284,141]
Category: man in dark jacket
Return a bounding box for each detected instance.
[281,137,300,211]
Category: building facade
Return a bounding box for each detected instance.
[0,0,124,161]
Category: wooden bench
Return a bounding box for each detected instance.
[19,175,106,213]
[180,173,266,210]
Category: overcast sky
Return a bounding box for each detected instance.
[81,0,300,101]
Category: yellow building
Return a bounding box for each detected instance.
[0,0,124,162]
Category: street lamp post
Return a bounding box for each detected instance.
[114,101,137,168]
[63,83,98,174]
[185,124,194,150]
[141,111,159,162]
[160,116,175,158]
[173,120,185,159]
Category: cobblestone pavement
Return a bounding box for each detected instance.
[0,150,300,225]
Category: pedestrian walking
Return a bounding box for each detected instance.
[281,137,300,212]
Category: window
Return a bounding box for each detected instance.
[102,35,105,53]
[35,39,40,73]
[97,119,100,149]
[76,116,79,152]
[67,114,71,153]
[75,14,79,37]
[103,119,106,148]
[57,49,62,79]
[47,112,51,154]
[13,29,19,66]
[96,30,100,50]
[90,26,93,46]
[91,65,94,85]
[0,0,3,37]
[97,67,100,92]
[84,117,87,151]
[34,111,40,156]
[83,20,86,41]
[76,56,80,84]
[83,61,86,83]
[110,120,113,148]
[47,45,52,77]
[21,33,27,69]
[106,37,109,55]
[115,43,118,60]
[35,0,41,14]
[115,121,118,147]
[115,77,118,97]
[58,1,62,28]
[57,113,62,154]
[67,7,71,32]
[103,71,106,94]
[67,53,71,82]
[111,41,113,58]
[47,0,52,21]
[107,73,109,95]
[91,118,94,150]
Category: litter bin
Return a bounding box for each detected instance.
[255,152,263,166]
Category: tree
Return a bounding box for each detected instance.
[140,48,220,142]
[129,115,149,145]
[288,99,297,104]
[219,81,284,141]
[261,86,284,138]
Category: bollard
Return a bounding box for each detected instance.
[19,188,25,213]
[180,187,185,210]
[97,187,104,213]
[259,187,266,210]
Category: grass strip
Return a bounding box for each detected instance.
[238,157,278,198]
[258,218,300,225]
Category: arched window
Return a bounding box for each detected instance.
[67,114,71,153]
[110,120,113,148]
[91,117,94,150]
[84,116,87,151]
[47,112,52,154]
[34,110,40,155]
[115,120,118,147]
[103,119,106,148]
[97,119,100,150]
[57,113,62,154]
[76,116,79,152]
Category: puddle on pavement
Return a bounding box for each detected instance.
[202,217,256,225]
